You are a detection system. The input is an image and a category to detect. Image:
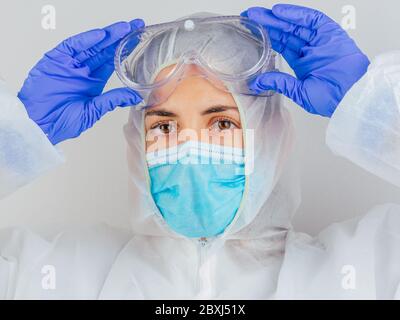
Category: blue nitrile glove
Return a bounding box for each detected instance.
[18,20,144,145]
[241,4,370,117]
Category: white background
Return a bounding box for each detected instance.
[0,0,399,237]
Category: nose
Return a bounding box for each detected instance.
[176,125,204,145]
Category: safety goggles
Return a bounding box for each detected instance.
[115,15,275,108]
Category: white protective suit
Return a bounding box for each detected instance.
[0,25,400,299]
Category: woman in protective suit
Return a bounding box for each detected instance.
[0,4,399,299]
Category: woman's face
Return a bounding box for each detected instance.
[144,64,244,153]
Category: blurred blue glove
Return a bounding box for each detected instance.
[18,20,144,145]
[241,4,370,117]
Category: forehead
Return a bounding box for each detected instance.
[154,64,218,82]
[148,64,238,112]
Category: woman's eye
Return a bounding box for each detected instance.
[150,121,177,135]
[159,123,171,134]
[218,120,233,130]
[210,119,239,132]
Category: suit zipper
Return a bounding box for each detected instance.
[196,237,214,299]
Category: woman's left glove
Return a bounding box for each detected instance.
[242,4,370,117]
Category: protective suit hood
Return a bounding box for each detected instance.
[123,12,301,240]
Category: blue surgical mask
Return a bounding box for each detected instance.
[146,141,246,238]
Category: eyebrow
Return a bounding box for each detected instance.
[145,109,178,117]
[144,105,238,118]
[201,105,238,116]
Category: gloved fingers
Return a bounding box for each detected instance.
[268,28,307,55]
[91,59,115,80]
[241,7,315,43]
[74,19,144,64]
[55,29,107,57]
[85,42,118,74]
[88,87,143,122]
[129,19,146,31]
[87,21,143,76]
[271,43,301,68]
[250,71,305,107]
[272,4,334,30]
[74,21,130,63]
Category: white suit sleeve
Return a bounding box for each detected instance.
[0,81,63,199]
[0,225,130,299]
[326,52,400,188]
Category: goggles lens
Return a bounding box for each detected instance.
[115,16,275,107]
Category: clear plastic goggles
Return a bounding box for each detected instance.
[115,15,275,108]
